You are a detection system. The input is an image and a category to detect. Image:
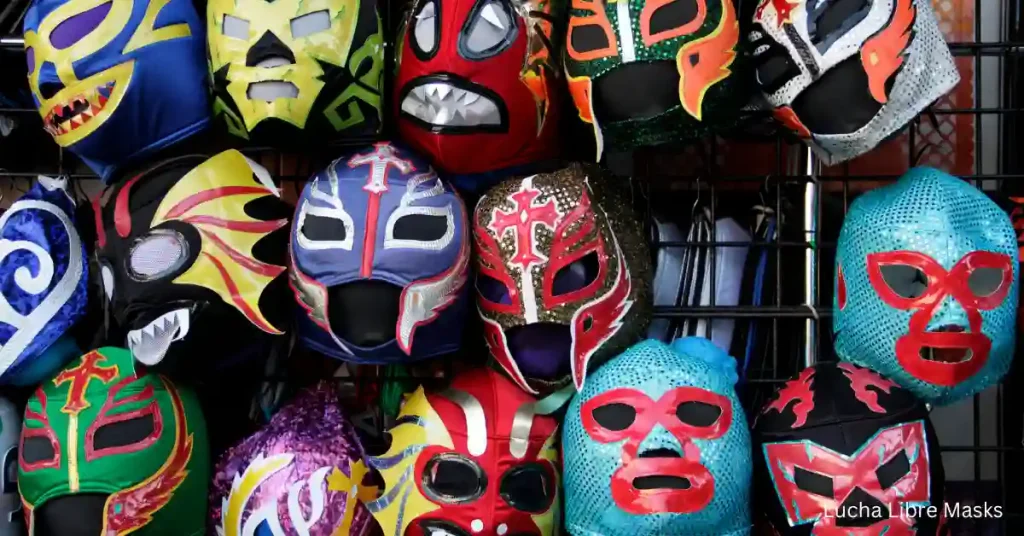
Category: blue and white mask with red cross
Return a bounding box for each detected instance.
[834,167,1018,406]
[289,142,471,364]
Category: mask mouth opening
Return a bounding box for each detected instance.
[593,60,680,123]
[327,280,403,348]
[33,493,108,536]
[398,74,509,133]
[419,520,472,536]
[919,325,974,364]
[633,448,692,489]
[505,323,571,380]
[247,81,299,101]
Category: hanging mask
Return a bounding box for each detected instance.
[290,142,471,364]
[207,0,385,142]
[562,338,751,536]
[0,176,86,386]
[473,164,651,395]
[210,382,374,536]
[564,0,748,159]
[750,0,960,165]
[394,0,566,176]
[366,367,561,536]
[0,398,23,536]
[95,150,292,377]
[23,0,210,182]
[18,347,210,535]
[834,167,1018,406]
[753,362,945,535]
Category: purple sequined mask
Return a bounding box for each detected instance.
[289,142,471,364]
[209,383,374,536]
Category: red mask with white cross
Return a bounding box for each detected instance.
[471,165,651,395]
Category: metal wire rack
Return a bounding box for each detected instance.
[1,1,1023,535]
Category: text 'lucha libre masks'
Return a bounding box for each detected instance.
[24,0,210,182]
[0,176,87,386]
[366,368,561,536]
[290,142,471,364]
[0,398,23,536]
[207,0,385,142]
[564,0,749,159]
[210,382,374,536]
[18,347,210,536]
[754,362,945,535]
[95,150,292,378]
[751,0,960,165]
[473,164,651,395]
[834,167,1018,406]
[562,338,751,536]
[395,0,566,176]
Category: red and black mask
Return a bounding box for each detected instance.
[753,362,945,536]
[394,0,566,176]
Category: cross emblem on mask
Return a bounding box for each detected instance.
[348,142,415,195]
[488,177,560,272]
[54,351,120,415]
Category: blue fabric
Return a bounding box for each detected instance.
[23,0,209,182]
[563,338,752,536]
[0,177,87,384]
[834,167,1018,405]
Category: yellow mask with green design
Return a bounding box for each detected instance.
[207,0,385,141]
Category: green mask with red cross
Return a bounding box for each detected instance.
[17,347,209,536]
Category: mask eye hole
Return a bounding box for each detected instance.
[291,10,332,38]
[392,214,450,242]
[460,0,517,60]
[411,0,440,57]
[809,0,870,47]
[301,214,348,243]
[552,252,600,296]
[21,437,56,467]
[794,466,835,498]
[50,1,112,49]
[25,46,35,75]
[591,402,636,431]
[422,453,487,504]
[968,267,1006,297]
[675,401,722,427]
[476,273,513,305]
[641,0,704,46]
[92,414,156,451]
[500,463,554,513]
[222,14,250,40]
[127,230,189,281]
[877,264,929,299]
[875,450,912,489]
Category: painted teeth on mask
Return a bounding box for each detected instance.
[427,529,460,536]
[127,308,191,366]
[44,80,114,135]
[401,82,500,126]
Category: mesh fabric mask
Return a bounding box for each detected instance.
[18,347,209,536]
[207,0,384,142]
[23,0,209,182]
[290,142,471,364]
[394,0,566,176]
[473,164,651,395]
[365,368,561,536]
[564,0,750,159]
[0,176,87,386]
[562,338,751,536]
[750,0,960,164]
[753,362,945,535]
[834,167,1018,406]
[209,383,374,536]
[94,150,292,377]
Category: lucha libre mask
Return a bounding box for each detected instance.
[753,362,945,535]
[210,382,374,536]
[750,0,960,165]
[394,0,566,176]
[564,0,748,159]
[0,397,23,536]
[24,0,210,182]
[18,347,210,536]
[95,150,292,377]
[473,164,651,395]
[562,338,751,536]
[207,0,385,141]
[365,368,561,536]
[834,167,1018,406]
[290,142,471,364]
[0,176,87,386]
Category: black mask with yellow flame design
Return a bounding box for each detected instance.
[94,150,292,379]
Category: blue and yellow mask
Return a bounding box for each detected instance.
[23,0,210,182]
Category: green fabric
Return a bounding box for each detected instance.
[18,347,209,535]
